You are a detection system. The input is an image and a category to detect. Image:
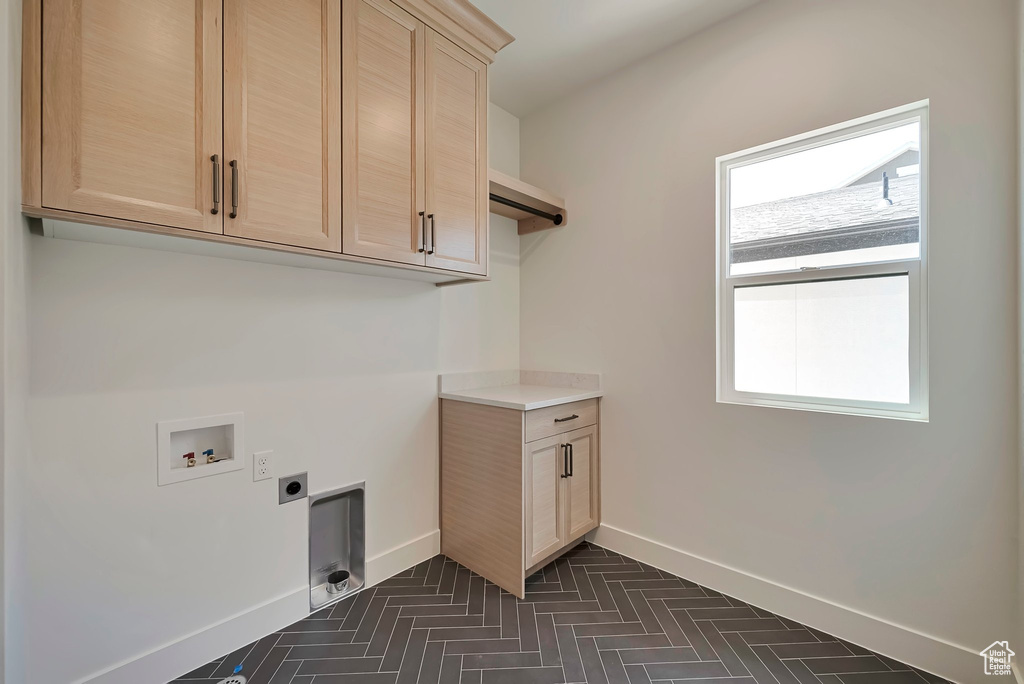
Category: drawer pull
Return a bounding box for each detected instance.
[554,414,579,423]
[561,444,569,478]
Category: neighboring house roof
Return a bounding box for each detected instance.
[840,142,920,187]
[730,174,920,263]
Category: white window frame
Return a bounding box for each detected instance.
[716,101,929,421]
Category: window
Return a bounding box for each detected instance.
[717,102,928,420]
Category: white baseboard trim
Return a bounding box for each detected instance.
[366,528,440,586]
[590,524,982,684]
[78,586,309,684]
[79,529,440,684]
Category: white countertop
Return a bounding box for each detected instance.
[439,384,603,411]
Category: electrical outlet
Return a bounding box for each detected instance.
[253,450,273,482]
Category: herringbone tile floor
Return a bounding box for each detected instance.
[172,542,950,684]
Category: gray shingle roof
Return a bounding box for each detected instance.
[731,174,920,244]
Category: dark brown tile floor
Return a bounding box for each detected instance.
[171,542,951,684]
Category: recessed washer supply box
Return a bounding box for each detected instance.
[157,413,244,486]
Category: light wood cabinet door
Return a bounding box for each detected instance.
[564,425,599,540]
[424,30,488,275]
[525,435,565,568]
[223,0,340,251]
[342,0,426,265]
[42,0,223,233]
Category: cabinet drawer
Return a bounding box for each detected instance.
[525,399,598,443]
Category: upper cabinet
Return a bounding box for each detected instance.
[341,0,425,265]
[424,31,487,275]
[341,2,486,275]
[223,0,341,251]
[41,0,223,234]
[23,0,512,281]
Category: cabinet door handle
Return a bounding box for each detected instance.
[568,443,574,477]
[210,155,221,215]
[418,211,426,253]
[427,214,435,254]
[229,160,238,219]
[554,414,578,424]
[561,444,569,478]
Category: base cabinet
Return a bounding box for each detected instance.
[525,435,564,568]
[525,424,597,570]
[565,425,598,539]
[441,398,601,598]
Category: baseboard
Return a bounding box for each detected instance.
[78,587,309,684]
[366,529,441,586]
[590,524,982,684]
[79,529,440,684]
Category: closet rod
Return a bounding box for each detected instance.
[489,193,564,225]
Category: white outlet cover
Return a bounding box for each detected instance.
[253,450,273,482]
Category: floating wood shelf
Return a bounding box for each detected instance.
[488,169,567,235]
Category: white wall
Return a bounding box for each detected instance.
[488,104,520,179]
[439,104,520,372]
[1018,0,1024,673]
[3,0,31,681]
[11,82,520,683]
[519,0,1017,679]
[1,0,12,680]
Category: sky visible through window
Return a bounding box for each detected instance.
[729,122,920,209]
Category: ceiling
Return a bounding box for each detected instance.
[472,0,761,118]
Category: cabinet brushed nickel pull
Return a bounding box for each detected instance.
[427,214,435,254]
[554,414,578,423]
[561,444,569,478]
[210,155,221,214]
[418,211,426,253]
[229,160,238,219]
[568,443,574,477]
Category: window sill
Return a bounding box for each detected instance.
[716,396,929,422]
